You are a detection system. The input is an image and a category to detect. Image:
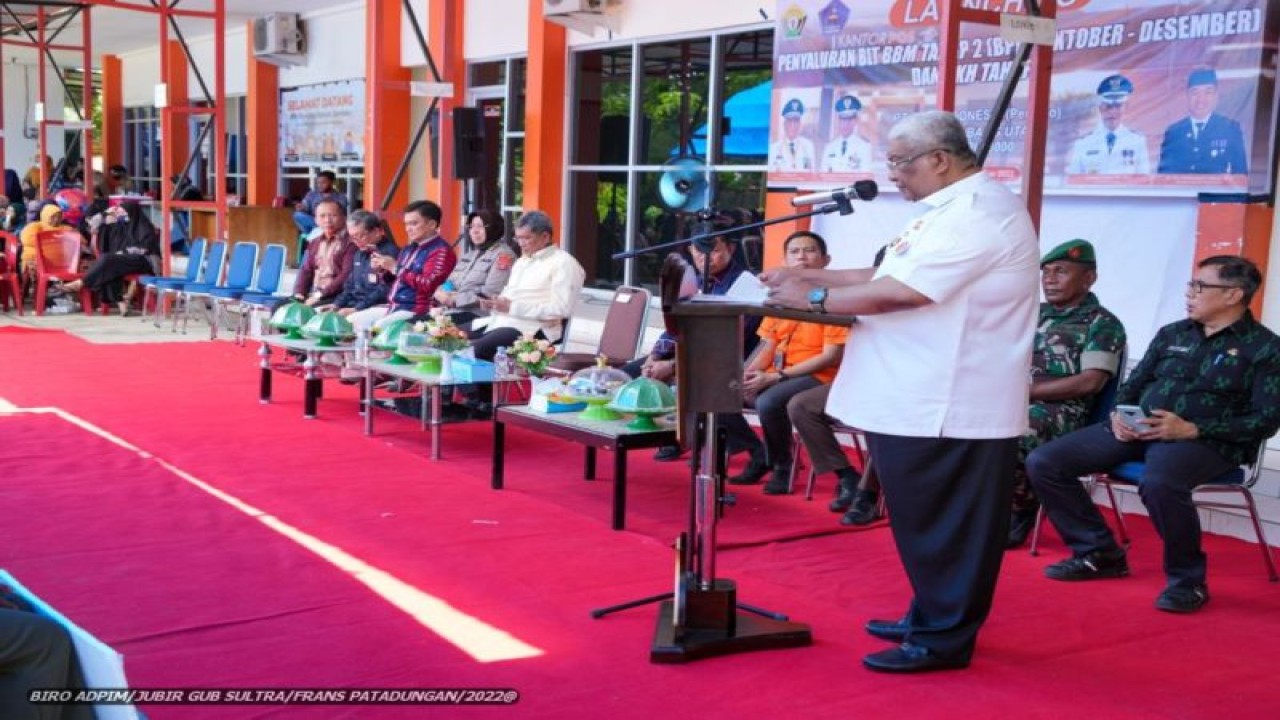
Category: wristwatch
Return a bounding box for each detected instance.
[776,369,789,381]
[808,287,829,313]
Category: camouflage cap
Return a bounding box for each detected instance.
[1041,239,1096,266]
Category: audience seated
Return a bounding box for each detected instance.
[18,203,71,272]
[0,587,93,720]
[622,214,760,461]
[1005,239,1127,547]
[347,199,456,333]
[1029,255,1280,614]
[722,230,848,494]
[462,209,585,413]
[291,200,354,307]
[435,209,516,327]
[293,170,348,238]
[61,201,160,316]
[318,209,399,317]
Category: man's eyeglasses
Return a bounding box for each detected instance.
[886,148,946,171]
[1186,280,1240,294]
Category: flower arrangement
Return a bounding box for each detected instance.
[511,333,558,376]
[413,308,470,354]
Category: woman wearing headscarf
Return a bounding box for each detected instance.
[433,209,515,327]
[62,201,159,315]
[2,169,24,231]
[18,202,72,272]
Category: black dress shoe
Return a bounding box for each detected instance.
[1155,584,1209,613]
[840,490,881,526]
[1044,548,1129,581]
[653,444,685,462]
[762,467,793,495]
[864,617,909,642]
[728,456,769,485]
[828,471,860,512]
[862,643,970,673]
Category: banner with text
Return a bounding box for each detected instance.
[280,80,366,168]
[769,0,1276,195]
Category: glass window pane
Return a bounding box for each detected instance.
[470,61,505,87]
[509,59,527,133]
[572,47,633,166]
[639,38,711,165]
[632,170,703,291]
[716,31,772,165]
[505,137,524,209]
[711,171,767,272]
[568,170,628,290]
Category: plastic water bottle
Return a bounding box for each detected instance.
[495,346,513,377]
[354,328,369,365]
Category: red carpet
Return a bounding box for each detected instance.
[2,328,1279,719]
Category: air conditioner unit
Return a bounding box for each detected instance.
[253,13,305,64]
[543,0,622,34]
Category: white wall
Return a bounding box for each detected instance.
[401,4,432,68]
[564,0,766,47]
[185,26,248,99]
[279,5,366,88]
[463,0,526,60]
[1,62,66,173]
[2,62,41,171]
[120,47,161,107]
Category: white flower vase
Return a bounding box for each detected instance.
[439,351,455,383]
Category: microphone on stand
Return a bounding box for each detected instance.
[789,179,879,207]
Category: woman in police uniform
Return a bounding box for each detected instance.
[435,209,516,327]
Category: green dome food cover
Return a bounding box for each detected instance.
[371,318,411,350]
[611,377,676,412]
[301,312,354,346]
[269,302,316,339]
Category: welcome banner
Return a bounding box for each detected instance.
[769,0,1276,195]
[279,79,367,168]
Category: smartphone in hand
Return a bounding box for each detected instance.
[1115,404,1148,432]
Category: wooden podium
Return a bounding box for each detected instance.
[638,256,855,662]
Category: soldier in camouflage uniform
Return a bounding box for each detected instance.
[1030,255,1280,613]
[1007,239,1127,548]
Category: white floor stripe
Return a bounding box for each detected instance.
[2,405,543,663]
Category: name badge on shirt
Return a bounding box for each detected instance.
[1168,345,1192,355]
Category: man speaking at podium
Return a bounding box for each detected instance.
[763,111,1039,672]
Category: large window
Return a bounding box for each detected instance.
[123,106,161,197]
[467,57,528,238]
[568,28,773,291]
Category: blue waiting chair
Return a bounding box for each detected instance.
[138,238,215,327]
[1090,444,1275,581]
[209,243,289,343]
[176,241,258,334]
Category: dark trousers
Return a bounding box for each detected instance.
[1026,423,1234,588]
[0,609,93,720]
[867,432,1017,661]
[83,253,151,303]
[465,326,537,403]
[720,375,821,467]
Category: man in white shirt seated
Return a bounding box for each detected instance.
[462,209,586,414]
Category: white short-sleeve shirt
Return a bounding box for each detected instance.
[825,172,1040,439]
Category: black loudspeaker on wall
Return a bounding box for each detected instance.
[452,107,484,180]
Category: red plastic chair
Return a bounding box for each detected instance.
[0,231,22,314]
[34,229,93,316]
